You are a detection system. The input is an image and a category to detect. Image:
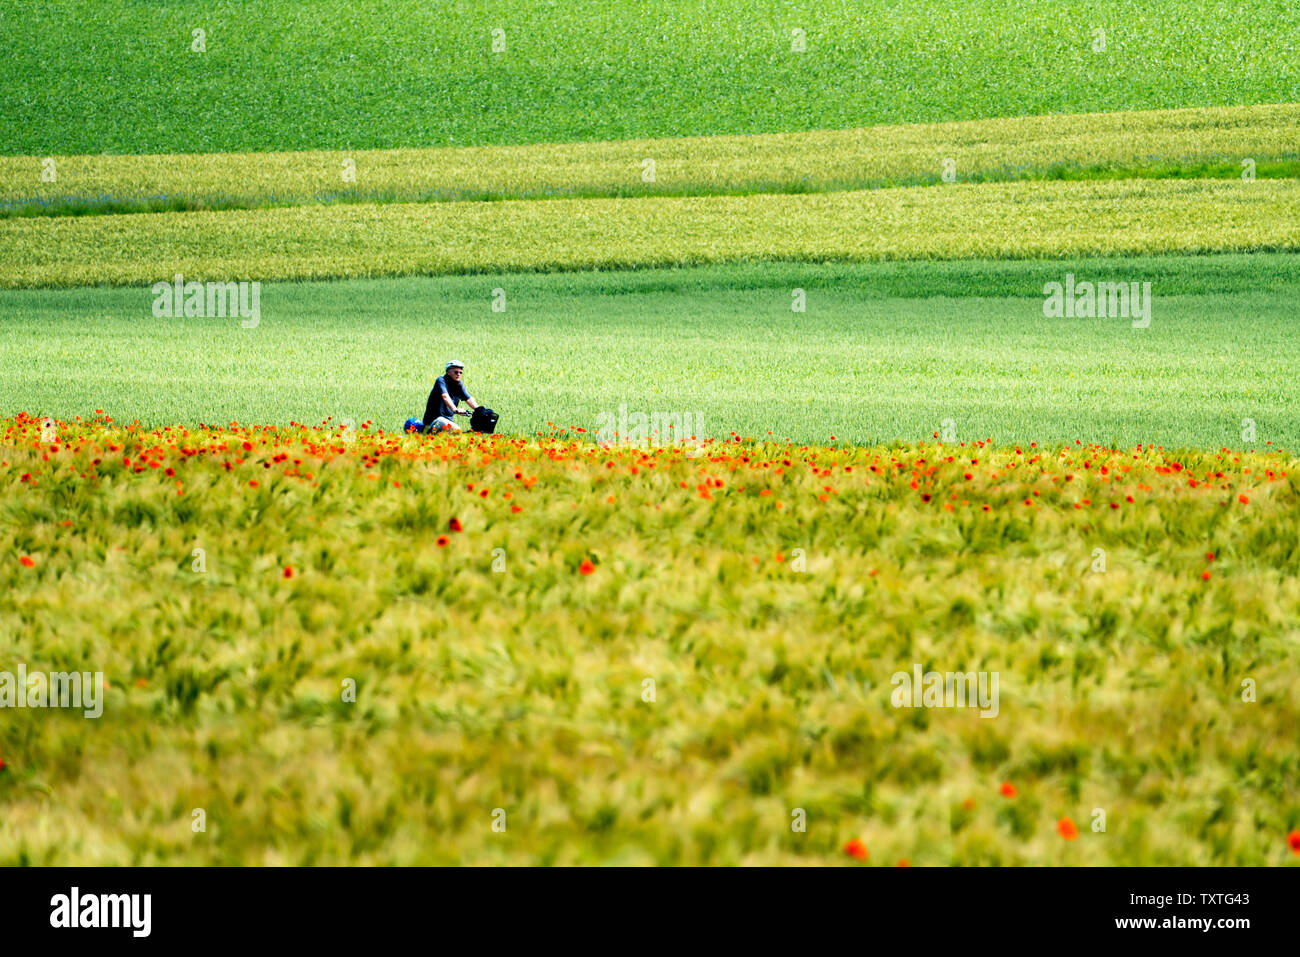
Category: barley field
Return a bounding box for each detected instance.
[4,178,1298,288]
[4,104,1297,217]
[3,414,1298,864]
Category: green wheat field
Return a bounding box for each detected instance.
[1,0,1298,865]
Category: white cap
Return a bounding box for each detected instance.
[446,360,465,370]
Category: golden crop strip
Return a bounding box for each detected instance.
[1,104,1295,212]
[2,178,1296,288]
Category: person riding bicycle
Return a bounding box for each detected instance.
[421,360,480,433]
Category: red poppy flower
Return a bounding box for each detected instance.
[843,839,868,861]
[1205,552,1215,561]
[1058,817,1079,840]
[1288,830,1300,854]
[1201,571,1211,580]
[449,517,463,533]
[19,555,35,568]
[579,559,596,575]
[897,858,911,867]
[1000,782,1016,798]
[1238,494,1249,505]
[283,566,294,578]
[436,536,449,547]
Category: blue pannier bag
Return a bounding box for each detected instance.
[403,417,425,434]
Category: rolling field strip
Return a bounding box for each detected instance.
[2,178,1296,288]
[4,0,1299,154]
[2,104,1296,217]
[3,258,1299,447]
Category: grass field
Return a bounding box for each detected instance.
[4,104,1297,218]
[3,416,1298,864]
[2,256,1299,448]
[3,1,1298,154]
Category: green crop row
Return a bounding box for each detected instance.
[2,104,1296,218]
[3,178,1296,288]
[6,257,1300,448]
[3,0,1299,154]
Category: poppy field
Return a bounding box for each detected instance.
[2,412,1298,864]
